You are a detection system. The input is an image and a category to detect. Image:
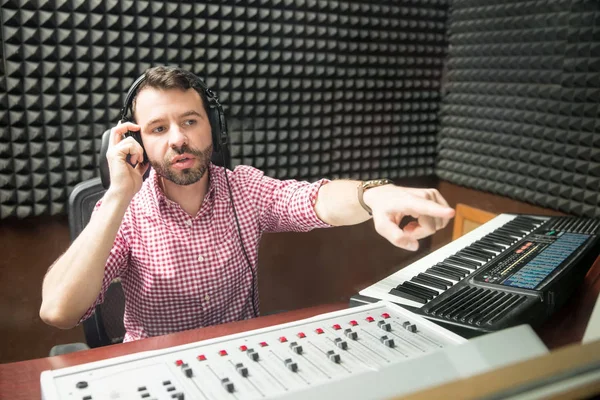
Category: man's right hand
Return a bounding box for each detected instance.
[106,121,149,200]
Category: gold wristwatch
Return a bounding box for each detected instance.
[357,179,394,215]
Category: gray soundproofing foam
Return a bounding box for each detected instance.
[0,0,449,219]
[437,0,600,217]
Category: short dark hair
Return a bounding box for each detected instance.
[132,66,210,118]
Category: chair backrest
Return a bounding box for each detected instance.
[68,165,126,348]
[98,129,231,189]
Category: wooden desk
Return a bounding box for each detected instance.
[0,303,346,400]
[2,256,599,400]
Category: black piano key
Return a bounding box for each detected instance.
[447,255,480,268]
[431,266,464,280]
[505,221,534,231]
[474,240,505,252]
[468,244,500,257]
[495,227,524,238]
[479,237,509,249]
[402,281,439,298]
[425,286,472,316]
[458,249,491,263]
[482,296,526,326]
[389,286,429,304]
[426,267,460,281]
[414,273,451,290]
[437,263,470,277]
[443,258,478,270]
[487,233,515,246]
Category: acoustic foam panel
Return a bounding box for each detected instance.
[1,0,448,218]
[437,0,600,217]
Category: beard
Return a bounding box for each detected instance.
[151,144,213,186]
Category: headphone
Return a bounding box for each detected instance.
[119,67,258,319]
[119,68,229,167]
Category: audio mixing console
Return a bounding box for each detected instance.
[41,302,547,399]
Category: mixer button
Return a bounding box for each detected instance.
[239,345,248,352]
[384,339,395,348]
[138,386,147,391]
[83,396,92,400]
[315,328,324,334]
[197,355,206,361]
[332,324,341,330]
[175,360,183,367]
[382,313,391,319]
[141,393,150,398]
[183,367,193,377]
[218,350,228,356]
[171,393,184,400]
[259,341,268,347]
[328,353,341,363]
[293,345,303,354]
[297,332,306,338]
[279,336,287,343]
[221,378,235,393]
[162,381,171,385]
[406,324,417,333]
[366,316,375,322]
[166,386,176,392]
[349,320,358,326]
[379,335,388,343]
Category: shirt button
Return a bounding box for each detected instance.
[198,254,204,262]
[204,294,210,301]
[185,220,193,226]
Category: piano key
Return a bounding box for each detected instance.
[446,255,481,268]
[468,243,501,256]
[412,274,450,290]
[436,262,470,276]
[429,266,464,281]
[477,239,507,252]
[494,227,524,239]
[443,257,478,271]
[457,249,491,263]
[486,233,516,246]
[389,287,429,304]
[471,241,504,253]
[402,281,439,298]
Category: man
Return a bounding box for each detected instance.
[40,66,454,341]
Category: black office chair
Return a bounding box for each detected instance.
[50,129,231,355]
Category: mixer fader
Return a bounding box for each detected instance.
[42,302,467,399]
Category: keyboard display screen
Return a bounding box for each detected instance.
[501,233,589,289]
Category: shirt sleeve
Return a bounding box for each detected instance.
[234,165,333,233]
[77,198,130,324]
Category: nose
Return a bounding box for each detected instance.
[168,124,188,149]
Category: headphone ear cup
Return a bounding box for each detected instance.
[207,104,223,153]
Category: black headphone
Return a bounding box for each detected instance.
[119,68,229,167]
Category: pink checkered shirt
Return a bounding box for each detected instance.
[80,163,330,342]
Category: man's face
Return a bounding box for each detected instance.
[135,87,213,185]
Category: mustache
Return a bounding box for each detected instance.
[168,144,208,157]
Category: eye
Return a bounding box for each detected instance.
[151,126,166,134]
[183,119,197,126]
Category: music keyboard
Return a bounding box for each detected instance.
[356,214,600,335]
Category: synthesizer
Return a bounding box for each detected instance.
[40,302,547,400]
[355,214,600,336]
